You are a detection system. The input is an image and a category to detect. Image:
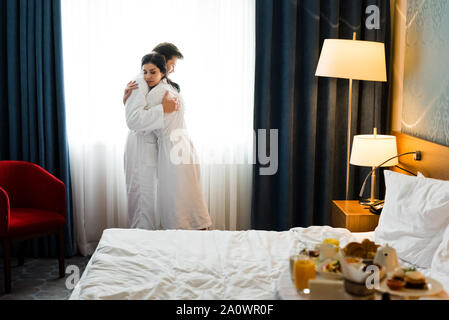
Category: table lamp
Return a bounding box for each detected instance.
[315,33,387,199]
[349,129,398,205]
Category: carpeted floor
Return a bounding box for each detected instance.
[0,255,90,300]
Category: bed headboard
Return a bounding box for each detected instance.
[392,131,449,180]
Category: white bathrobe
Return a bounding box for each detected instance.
[124,76,164,229]
[148,79,212,230]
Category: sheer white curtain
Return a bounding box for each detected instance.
[61,0,255,255]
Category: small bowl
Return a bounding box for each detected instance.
[318,260,343,280]
[344,279,375,297]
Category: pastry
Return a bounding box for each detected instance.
[344,242,365,257]
[387,278,405,291]
[361,239,379,255]
[404,271,428,290]
[343,239,379,259]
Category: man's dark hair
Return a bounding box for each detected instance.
[152,42,184,61]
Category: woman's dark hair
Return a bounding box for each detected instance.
[140,52,179,92]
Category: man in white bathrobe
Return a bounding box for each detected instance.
[123,43,184,230]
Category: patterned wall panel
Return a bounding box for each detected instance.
[402,0,449,146]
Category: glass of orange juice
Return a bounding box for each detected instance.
[294,255,316,294]
[289,242,304,281]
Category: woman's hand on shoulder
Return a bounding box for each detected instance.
[123,80,139,105]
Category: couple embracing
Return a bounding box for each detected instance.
[123,43,211,231]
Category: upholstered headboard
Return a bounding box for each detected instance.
[392,131,449,180]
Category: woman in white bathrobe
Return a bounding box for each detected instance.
[141,53,212,230]
[124,43,182,230]
[124,76,164,230]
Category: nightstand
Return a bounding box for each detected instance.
[331,200,380,232]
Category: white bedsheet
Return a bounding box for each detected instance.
[70,226,373,300]
[71,226,449,299]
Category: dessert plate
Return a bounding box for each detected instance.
[377,277,443,297]
[316,260,343,280]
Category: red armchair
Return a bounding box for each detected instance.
[0,161,66,294]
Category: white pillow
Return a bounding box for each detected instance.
[374,170,449,268]
[430,223,449,293]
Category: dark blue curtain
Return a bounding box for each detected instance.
[252,0,391,230]
[0,0,74,257]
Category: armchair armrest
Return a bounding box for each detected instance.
[0,187,10,236]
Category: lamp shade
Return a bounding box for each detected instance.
[350,135,398,167]
[315,39,387,82]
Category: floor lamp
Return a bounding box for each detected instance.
[315,33,387,200]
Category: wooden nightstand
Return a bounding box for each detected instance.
[331,200,380,232]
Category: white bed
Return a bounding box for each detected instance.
[69,133,449,300]
[70,226,382,300]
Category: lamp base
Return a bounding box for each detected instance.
[359,198,381,206]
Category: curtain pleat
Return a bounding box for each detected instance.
[252,0,391,230]
[0,0,74,258]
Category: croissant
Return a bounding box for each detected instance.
[343,239,379,259]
